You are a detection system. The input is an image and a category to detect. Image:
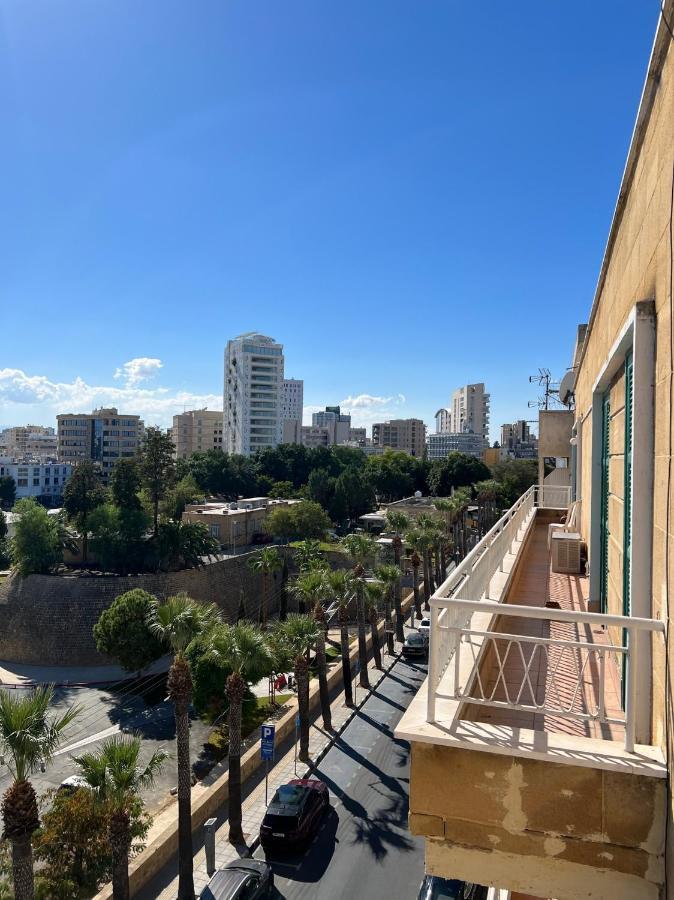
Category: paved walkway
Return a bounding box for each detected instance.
[138,627,412,899]
[0,656,169,687]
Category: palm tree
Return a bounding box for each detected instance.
[325,569,356,707]
[147,594,219,899]
[405,530,424,622]
[293,539,326,573]
[341,534,376,690]
[364,581,385,670]
[291,571,332,730]
[249,546,283,628]
[208,622,274,845]
[74,736,166,900]
[374,564,400,655]
[274,615,321,761]
[413,526,435,610]
[0,686,79,900]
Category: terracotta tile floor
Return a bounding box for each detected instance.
[467,519,625,742]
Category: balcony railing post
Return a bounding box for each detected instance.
[625,626,637,754]
[453,628,461,698]
[598,647,606,723]
[427,604,440,722]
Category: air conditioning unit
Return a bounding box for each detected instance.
[551,532,582,574]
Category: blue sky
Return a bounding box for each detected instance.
[0,1,660,437]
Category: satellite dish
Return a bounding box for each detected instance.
[414,490,422,498]
[559,370,576,406]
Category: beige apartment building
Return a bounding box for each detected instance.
[182,497,299,549]
[371,418,426,458]
[397,6,674,900]
[57,407,143,481]
[0,425,57,458]
[172,409,223,459]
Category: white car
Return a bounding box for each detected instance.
[418,617,431,636]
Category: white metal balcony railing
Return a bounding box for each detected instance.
[426,484,665,753]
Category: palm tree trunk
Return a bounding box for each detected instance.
[175,697,194,899]
[369,608,383,670]
[296,657,310,762]
[440,544,447,580]
[412,562,422,620]
[10,835,34,900]
[226,673,245,844]
[110,812,131,900]
[279,558,289,621]
[384,593,394,655]
[260,572,268,627]
[393,542,404,643]
[356,587,370,689]
[339,615,353,706]
[422,552,431,610]
[315,628,332,730]
[153,494,159,538]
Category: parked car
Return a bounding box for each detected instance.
[260,778,329,853]
[417,875,488,900]
[199,859,273,899]
[251,532,274,545]
[57,775,91,795]
[402,631,429,659]
[418,617,431,636]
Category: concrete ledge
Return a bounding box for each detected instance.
[93,589,417,898]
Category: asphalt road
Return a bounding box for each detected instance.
[253,655,428,900]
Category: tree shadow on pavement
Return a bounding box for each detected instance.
[263,807,339,885]
[353,708,410,752]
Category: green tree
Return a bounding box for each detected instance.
[324,569,356,707]
[62,461,107,564]
[491,458,538,505]
[290,501,332,540]
[89,503,149,574]
[428,452,490,496]
[162,475,203,522]
[0,687,79,900]
[342,534,377,689]
[267,480,294,500]
[365,450,422,502]
[249,546,283,628]
[110,459,142,511]
[0,477,15,511]
[156,520,219,571]
[292,539,326,575]
[375,564,401,655]
[328,482,349,526]
[138,427,176,537]
[177,450,259,499]
[306,469,335,510]
[93,589,164,674]
[273,615,320,761]
[74,736,166,900]
[148,595,219,900]
[10,499,62,576]
[207,623,274,844]
[333,468,376,524]
[364,580,384,670]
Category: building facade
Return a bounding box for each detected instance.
[0,457,73,505]
[426,431,487,460]
[281,379,304,423]
[398,9,674,899]
[56,408,143,481]
[172,409,223,459]
[311,406,351,445]
[500,419,539,458]
[434,408,452,434]
[0,426,57,460]
[223,333,284,456]
[371,418,426,457]
[449,383,490,441]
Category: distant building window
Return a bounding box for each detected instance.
[209,525,220,538]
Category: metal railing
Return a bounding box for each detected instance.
[537,483,572,509]
[430,598,664,753]
[427,485,542,720]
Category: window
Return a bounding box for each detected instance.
[17,478,28,487]
[209,524,220,538]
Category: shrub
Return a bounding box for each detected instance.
[10,498,62,576]
[93,589,164,673]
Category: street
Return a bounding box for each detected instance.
[253,655,428,899]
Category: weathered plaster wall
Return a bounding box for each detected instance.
[409,742,666,900]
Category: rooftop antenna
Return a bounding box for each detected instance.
[528,368,561,411]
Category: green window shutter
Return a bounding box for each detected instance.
[599,394,611,615]
[621,354,633,708]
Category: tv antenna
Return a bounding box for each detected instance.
[528,368,561,411]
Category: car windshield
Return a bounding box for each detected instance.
[272,784,307,806]
[407,633,426,645]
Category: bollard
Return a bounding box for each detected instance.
[204,817,217,877]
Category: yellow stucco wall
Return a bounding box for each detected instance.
[571,12,674,895]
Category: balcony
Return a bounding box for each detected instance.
[396,486,667,900]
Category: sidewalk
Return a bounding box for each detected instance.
[138,633,408,899]
[0,656,169,688]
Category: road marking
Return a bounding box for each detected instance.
[55,724,120,756]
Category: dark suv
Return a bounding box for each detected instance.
[259,778,329,853]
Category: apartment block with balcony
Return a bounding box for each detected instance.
[223,333,284,456]
[172,409,223,459]
[56,408,143,482]
[397,8,674,899]
[371,418,426,458]
[0,458,73,505]
[450,383,490,442]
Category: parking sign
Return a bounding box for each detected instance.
[260,723,275,761]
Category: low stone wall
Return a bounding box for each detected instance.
[0,551,291,667]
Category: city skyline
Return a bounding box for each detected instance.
[1,2,658,440]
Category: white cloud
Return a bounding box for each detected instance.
[0,366,221,429]
[113,357,163,386]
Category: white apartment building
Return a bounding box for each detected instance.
[311,406,351,445]
[434,408,451,434]
[449,383,490,441]
[223,333,284,456]
[0,457,73,505]
[426,431,487,460]
[281,379,304,423]
[172,409,223,459]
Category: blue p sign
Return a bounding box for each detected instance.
[260,723,275,761]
